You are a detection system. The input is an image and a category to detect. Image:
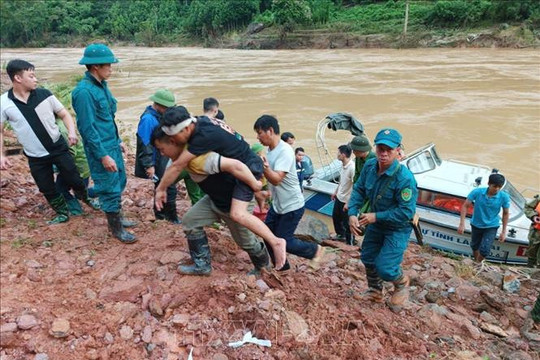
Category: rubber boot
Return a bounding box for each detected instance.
[162,202,181,224]
[74,188,101,210]
[178,235,212,276]
[388,274,410,310]
[120,211,137,228]
[247,242,271,276]
[66,197,83,216]
[106,212,137,244]
[47,195,69,224]
[358,266,384,303]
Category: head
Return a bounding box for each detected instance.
[151,127,182,160]
[281,132,295,145]
[149,89,176,114]
[161,106,196,144]
[79,43,119,81]
[373,128,402,169]
[295,147,305,163]
[203,97,219,117]
[254,115,280,147]
[349,134,372,159]
[487,173,505,195]
[6,59,37,91]
[337,144,352,163]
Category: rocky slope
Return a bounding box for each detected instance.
[0,130,539,360]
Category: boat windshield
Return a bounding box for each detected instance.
[503,181,526,220]
[406,150,439,174]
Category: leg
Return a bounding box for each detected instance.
[478,227,498,262]
[359,226,385,301]
[230,199,287,270]
[332,199,345,238]
[54,152,100,210]
[28,156,69,223]
[527,229,540,268]
[470,225,483,262]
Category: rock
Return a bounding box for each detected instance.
[34,354,49,360]
[171,314,190,326]
[85,289,97,300]
[258,300,272,311]
[49,319,70,338]
[236,293,247,302]
[159,251,186,265]
[99,278,146,302]
[86,349,99,360]
[264,289,286,300]
[284,311,311,342]
[294,215,329,244]
[119,325,134,340]
[479,322,508,337]
[425,291,441,304]
[141,326,152,343]
[104,332,114,344]
[149,298,163,317]
[0,323,17,333]
[502,272,520,293]
[245,22,265,35]
[25,260,43,268]
[503,350,533,360]
[17,314,38,330]
[461,321,482,340]
[478,271,503,288]
[255,279,270,293]
[479,311,498,325]
[479,289,509,310]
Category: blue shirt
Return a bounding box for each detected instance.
[467,187,510,228]
[348,158,417,229]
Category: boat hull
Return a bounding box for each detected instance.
[304,189,529,265]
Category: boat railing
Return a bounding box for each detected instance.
[446,158,492,171]
[314,116,340,182]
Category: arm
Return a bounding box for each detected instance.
[499,207,509,242]
[137,115,157,178]
[458,199,473,234]
[57,108,78,146]
[220,157,262,191]
[524,196,540,220]
[72,89,115,171]
[0,125,12,170]
[155,149,195,210]
[261,155,287,186]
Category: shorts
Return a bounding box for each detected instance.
[470,225,498,257]
[232,156,264,203]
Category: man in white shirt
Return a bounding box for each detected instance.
[254,115,325,270]
[331,145,355,245]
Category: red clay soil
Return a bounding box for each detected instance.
[0,129,539,360]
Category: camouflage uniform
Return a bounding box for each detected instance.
[524,195,540,268]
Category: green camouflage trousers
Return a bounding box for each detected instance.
[532,293,540,323]
[527,227,540,268]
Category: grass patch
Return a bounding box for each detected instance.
[11,237,31,249]
[454,262,475,280]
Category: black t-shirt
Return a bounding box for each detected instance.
[188,116,262,177]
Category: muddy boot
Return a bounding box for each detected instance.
[388,274,410,311]
[247,242,271,276]
[106,212,137,244]
[163,202,181,224]
[75,188,101,210]
[120,211,137,228]
[178,235,212,276]
[357,266,384,303]
[66,198,83,216]
[47,195,70,224]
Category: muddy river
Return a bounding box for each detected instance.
[1,47,539,191]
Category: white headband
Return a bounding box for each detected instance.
[162,117,197,136]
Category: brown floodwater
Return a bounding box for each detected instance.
[1,47,539,192]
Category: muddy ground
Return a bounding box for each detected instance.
[0,129,539,360]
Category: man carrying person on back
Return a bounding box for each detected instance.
[0,59,96,224]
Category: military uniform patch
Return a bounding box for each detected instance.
[401,188,412,201]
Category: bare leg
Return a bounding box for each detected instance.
[230,199,287,270]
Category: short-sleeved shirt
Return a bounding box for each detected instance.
[467,187,510,228]
[354,151,376,183]
[336,159,355,203]
[266,140,305,214]
[1,88,66,158]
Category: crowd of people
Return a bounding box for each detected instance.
[0,43,538,320]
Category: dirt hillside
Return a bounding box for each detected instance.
[0,129,539,360]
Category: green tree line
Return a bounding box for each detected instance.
[1,0,538,47]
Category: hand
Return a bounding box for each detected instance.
[145,166,155,179]
[498,232,506,243]
[358,212,376,227]
[0,155,12,170]
[101,155,118,172]
[331,193,336,201]
[260,155,269,170]
[343,203,348,212]
[457,223,465,234]
[349,216,364,237]
[155,187,166,211]
[67,132,78,146]
[120,142,128,154]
